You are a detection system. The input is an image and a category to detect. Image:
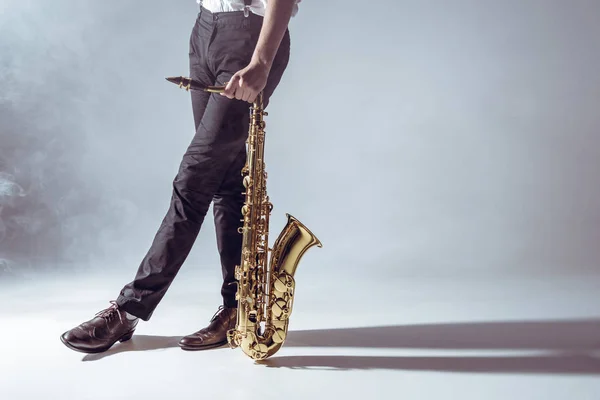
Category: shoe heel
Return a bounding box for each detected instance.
[119,330,135,343]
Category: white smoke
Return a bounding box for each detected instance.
[0,1,150,276]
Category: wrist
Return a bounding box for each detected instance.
[251,53,273,70]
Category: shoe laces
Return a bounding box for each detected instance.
[95,300,123,324]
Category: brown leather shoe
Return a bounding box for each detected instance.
[60,301,139,354]
[178,306,237,351]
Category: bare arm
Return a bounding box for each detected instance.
[251,0,296,69]
[222,0,296,102]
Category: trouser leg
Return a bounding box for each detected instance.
[213,147,246,308]
[116,98,249,321]
[116,8,290,321]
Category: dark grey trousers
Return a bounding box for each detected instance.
[116,7,290,321]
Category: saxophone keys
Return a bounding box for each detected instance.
[272,299,289,320]
[274,273,294,293]
[273,277,286,293]
[255,343,268,354]
[226,329,240,348]
[272,329,286,344]
[252,344,268,358]
[248,310,257,323]
[251,351,267,361]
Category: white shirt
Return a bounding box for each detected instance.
[196,0,301,17]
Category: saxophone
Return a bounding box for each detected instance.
[167,76,322,360]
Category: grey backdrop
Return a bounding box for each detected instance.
[1,0,599,280]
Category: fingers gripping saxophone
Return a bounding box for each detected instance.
[166,77,322,360]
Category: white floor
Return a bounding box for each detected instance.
[1,267,599,400]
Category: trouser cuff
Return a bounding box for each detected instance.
[116,295,154,321]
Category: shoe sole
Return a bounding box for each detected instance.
[178,340,229,351]
[59,329,135,354]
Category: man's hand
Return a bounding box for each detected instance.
[221,60,270,103]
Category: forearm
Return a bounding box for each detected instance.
[251,0,295,69]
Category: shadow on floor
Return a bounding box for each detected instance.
[82,318,600,373]
[81,335,186,361]
[283,319,600,351]
[259,353,600,374]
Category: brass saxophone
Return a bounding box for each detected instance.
[167,76,322,360]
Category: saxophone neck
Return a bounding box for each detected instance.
[251,92,267,117]
[253,92,264,109]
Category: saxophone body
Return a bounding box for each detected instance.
[165,76,321,361]
[226,92,322,360]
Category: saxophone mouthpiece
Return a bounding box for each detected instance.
[166,76,192,91]
[165,76,226,93]
[165,76,183,85]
